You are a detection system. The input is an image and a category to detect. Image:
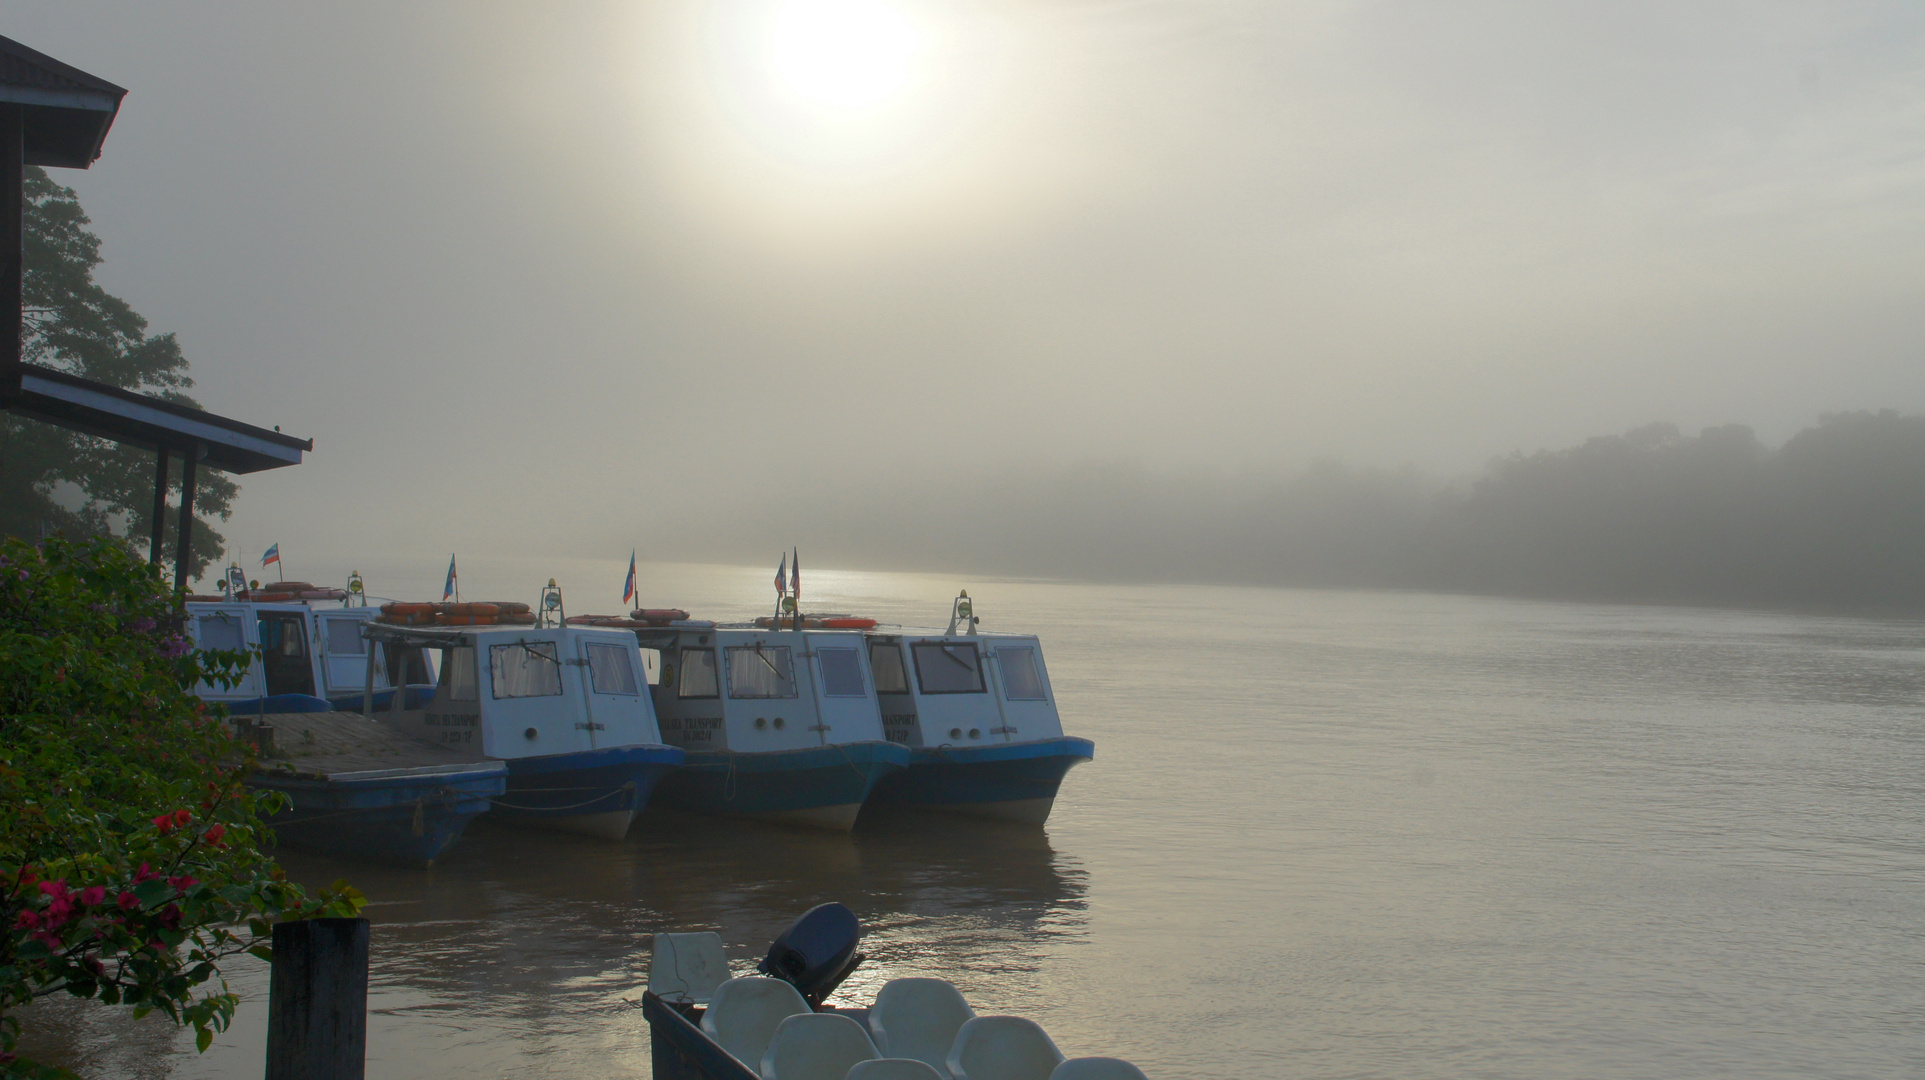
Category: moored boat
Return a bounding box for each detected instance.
[362,618,685,840]
[185,569,435,715]
[862,592,1093,825]
[631,618,910,830]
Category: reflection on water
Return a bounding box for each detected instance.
[16,573,1925,1079]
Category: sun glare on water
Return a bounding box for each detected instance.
[766,0,922,109]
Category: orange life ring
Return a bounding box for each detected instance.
[383,602,435,616]
[631,608,691,623]
[818,618,878,629]
[437,614,497,626]
[443,602,500,617]
[496,611,537,625]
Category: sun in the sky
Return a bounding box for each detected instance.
[764,0,923,109]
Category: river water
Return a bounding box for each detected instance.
[22,564,1925,1078]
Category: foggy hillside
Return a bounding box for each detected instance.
[654,410,1925,614]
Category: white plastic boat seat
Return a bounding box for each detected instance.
[846,1059,945,1080]
[759,1011,879,1080]
[649,932,731,1004]
[702,976,813,1071]
[867,978,976,1076]
[1049,1058,1150,1080]
[946,1016,1065,1080]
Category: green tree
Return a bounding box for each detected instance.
[0,167,235,578]
[0,536,359,1079]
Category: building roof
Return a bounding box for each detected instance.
[4,364,311,473]
[0,35,126,169]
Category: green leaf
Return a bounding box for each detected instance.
[195,1025,213,1053]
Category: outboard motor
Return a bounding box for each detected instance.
[757,902,863,1008]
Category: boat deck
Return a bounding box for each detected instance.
[236,711,497,780]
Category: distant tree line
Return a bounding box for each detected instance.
[683,410,1925,614]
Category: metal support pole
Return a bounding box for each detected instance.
[0,103,24,397]
[148,446,170,565]
[265,918,369,1080]
[173,445,197,594]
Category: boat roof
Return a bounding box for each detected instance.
[363,621,630,648]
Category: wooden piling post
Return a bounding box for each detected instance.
[266,918,369,1080]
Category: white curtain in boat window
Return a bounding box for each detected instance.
[869,642,910,694]
[996,647,1047,700]
[912,641,985,694]
[195,614,244,652]
[586,642,640,695]
[726,645,797,698]
[442,647,479,701]
[490,641,562,698]
[817,647,866,697]
[678,647,719,698]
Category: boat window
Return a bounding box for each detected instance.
[490,641,562,699]
[997,647,1047,700]
[384,643,432,687]
[677,647,719,699]
[586,642,640,696]
[726,645,797,699]
[870,642,909,694]
[912,641,985,695]
[196,615,244,653]
[817,647,866,697]
[442,647,479,701]
[324,618,365,656]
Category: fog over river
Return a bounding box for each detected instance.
[20,565,1925,1079]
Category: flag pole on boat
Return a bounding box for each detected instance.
[791,548,801,631]
[622,549,638,610]
[773,551,788,626]
[443,554,459,604]
[261,542,283,583]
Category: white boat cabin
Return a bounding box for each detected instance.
[865,632,1066,748]
[186,601,431,706]
[369,624,667,760]
[642,627,890,753]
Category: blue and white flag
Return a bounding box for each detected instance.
[443,554,458,602]
[622,550,637,605]
[774,552,788,597]
[260,543,279,567]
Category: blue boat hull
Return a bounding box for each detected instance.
[250,764,507,867]
[489,744,686,841]
[648,741,911,831]
[866,736,1095,824]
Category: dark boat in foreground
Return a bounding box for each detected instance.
[642,903,1149,1080]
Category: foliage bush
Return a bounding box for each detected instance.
[0,536,358,1078]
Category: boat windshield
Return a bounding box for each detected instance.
[586,642,640,696]
[869,642,909,694]
[677,647,719,698]
[997,647,1047,700]
[442,646,479,701]
[912,641,985,694]
[195,613,244,653]
[817,647,866,697]
[490,641,563,699]
[726,645,797,699]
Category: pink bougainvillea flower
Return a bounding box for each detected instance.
[117,891,138,911]
[166,876,197,893]
[203,824,225,844]
[38,879,68,899]
[132,863,157,883]
[172,808,192,827]
[79,885,107,907]
[152,814,173,834]
[15,909,39,930]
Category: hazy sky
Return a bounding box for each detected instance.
[12,1,1925,570]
